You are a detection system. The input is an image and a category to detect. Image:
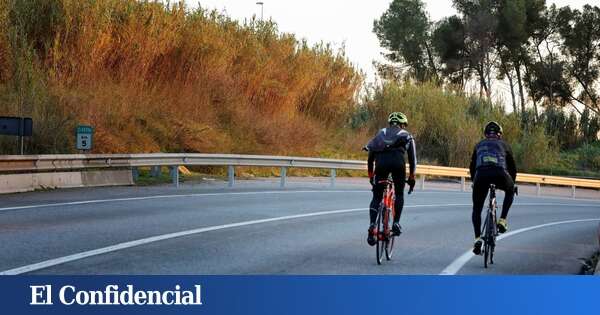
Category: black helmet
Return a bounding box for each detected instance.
[484,121,503,135]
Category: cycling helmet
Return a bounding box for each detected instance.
[388,112,408,125]
[484,121,503,135]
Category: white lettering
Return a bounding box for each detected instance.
[49,284,203,306]
[195,285,202,305]
[146,290,160,305]
[162,291,174,305]
[134,290,146,305]
[59,285,76,305]
[30,285,52,305]
[119,285,134,305]
[75,290,89,305]
[105,285,119,305]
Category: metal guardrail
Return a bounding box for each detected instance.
[0,153,599,197]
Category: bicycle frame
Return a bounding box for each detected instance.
[379,179,395,240]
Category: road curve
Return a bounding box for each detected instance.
[0,180,598,275]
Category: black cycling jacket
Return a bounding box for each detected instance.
[366,126,417,176]
[469,138,517,181]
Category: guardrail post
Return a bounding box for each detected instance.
[419,175,425,190]
[151,166,161,178]
[132,167,139,181]
[169,166,179,188]
[228,166,235,188]
[571,185,576,199]
[330,169,336,188]
[280,167,287,188]
[536,183,541,196]
[460,177,466,192]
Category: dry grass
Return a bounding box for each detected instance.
[0,0,362,155]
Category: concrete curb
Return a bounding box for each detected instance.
[0,170,133,194]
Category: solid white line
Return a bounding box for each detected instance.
[0,207,364,275]
[3,202,598,275]
[0,203,474,275]
[2,187,599,213]
[0,190,370,212]
[439,218,600,275]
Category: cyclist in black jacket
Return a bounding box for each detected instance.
[364,112,417,246]
[469,121,517,255]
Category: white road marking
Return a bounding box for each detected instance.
[439,218,600,275]
[1,187,598,213]
[0,207,364,275]
[1,201,599,275]
[0,190,466,213]
[0,190,371,212]
[0,203,472,275]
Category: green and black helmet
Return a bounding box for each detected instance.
[484,121,503,135]
[388,112,408,125]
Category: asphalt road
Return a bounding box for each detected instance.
[0,180,598,275]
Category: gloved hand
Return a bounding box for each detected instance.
[407,174,416,194]
[369,171,375,186]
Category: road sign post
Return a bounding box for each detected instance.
[76,125,94,152]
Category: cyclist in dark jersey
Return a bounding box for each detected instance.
[365,112,417,246]
[469,121,517,255]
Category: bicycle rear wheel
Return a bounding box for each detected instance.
[489,217,496,265]
[375,206,385,265]
[483,240,490,268]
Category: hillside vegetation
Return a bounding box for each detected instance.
[0,0,361,155]
[0,0,598,178]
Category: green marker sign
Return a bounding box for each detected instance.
[76,125,94,150]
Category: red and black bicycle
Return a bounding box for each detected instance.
[375,177,397,265]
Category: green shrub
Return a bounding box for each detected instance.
[359,81,560,172]
[512,126,559,172]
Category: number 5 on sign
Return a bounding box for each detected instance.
[76,125,94,151]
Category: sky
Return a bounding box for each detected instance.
[187,0,592,86]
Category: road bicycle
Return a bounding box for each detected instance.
[481,184,498,268]
[374,176,415,265]
[375,177,397,265]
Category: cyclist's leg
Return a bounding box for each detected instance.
[496,171,515,220]
[391,166,406,223]
[369,166,390,225]
[471,173,489,239]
